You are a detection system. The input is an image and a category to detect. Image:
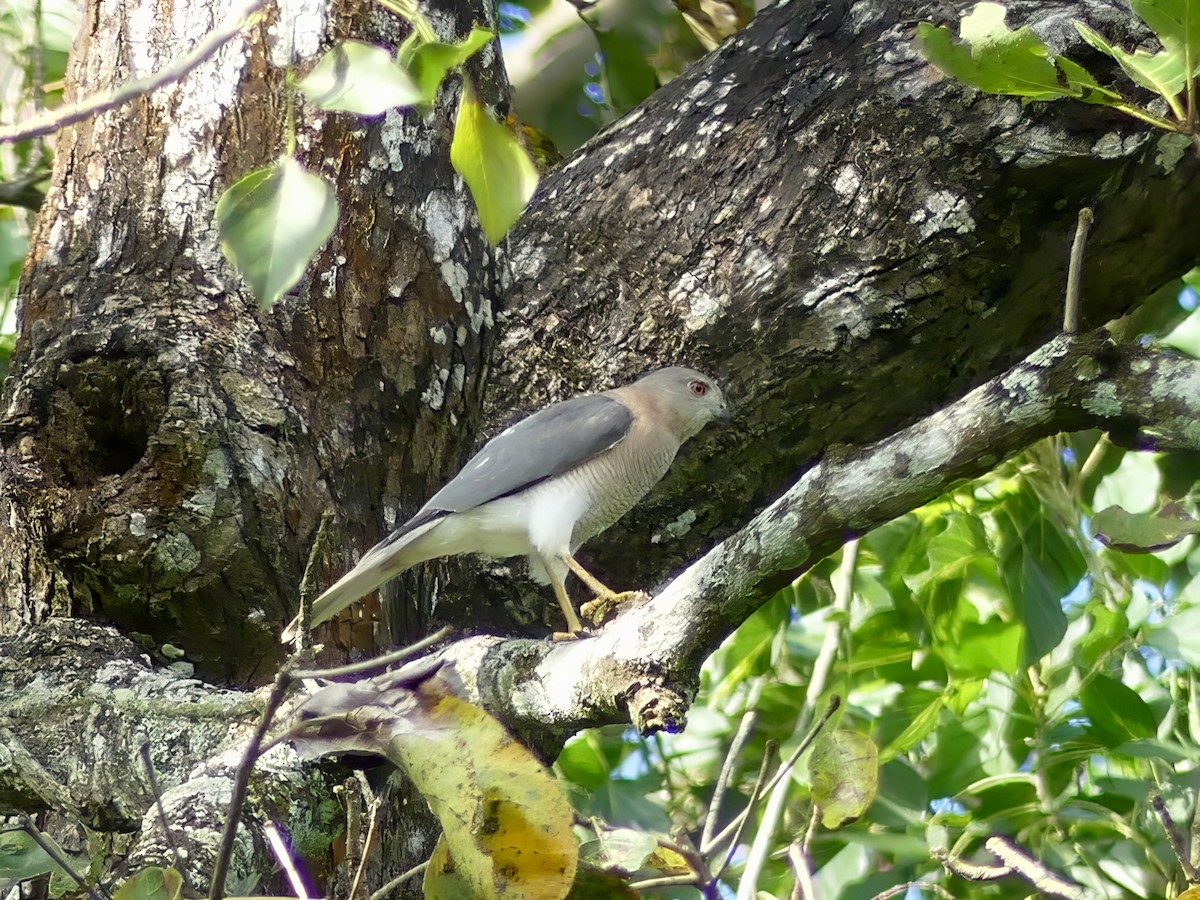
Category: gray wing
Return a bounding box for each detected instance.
[424,393,632,514]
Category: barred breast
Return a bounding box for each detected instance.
[568,434,679,548]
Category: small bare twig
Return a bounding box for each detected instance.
[295,511,335,654]
[263,822,311,900]
[1063,207,1094,334]
[708,740,777,887]
[701,705,759,850]
[208,668,293,900]
[703,696,841,857]
[1151,793,1200,882]
[0,0,267,144]
[867,882,955,900]
[290,626,453,680]
[787,838,816,900]
[139,743,198,896]
[347,789,381,900]
[31,0,46,114]
[933,836,1086,899]
[985,836,1086,899]
[13,817,108,900]
[369,860,430,900]
[630,873,703,890]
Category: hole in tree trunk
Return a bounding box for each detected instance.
[43,354,167,486]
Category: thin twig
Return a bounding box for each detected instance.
[295,510,335,654]
[701,707,759,850]
[934,837,1085,899]
[1063,207,1094,334]
[867,882,955,900]
[31,0,46,114]
[806,539,857,710]
[703,696,841,857]
[139,743,198,897]
[984,836,1086,899]
[1077,432,1111,486]
[291,626,453,680]
[369,860,430,900]
[14,818,109,900]
[0,0,267,144]
[787,838,816,900]
[1151,793,1200,882]
[208,669,293,900]
[630,873,705,890]
[709,740,777,886]
[346,782,383,899]
[263,822,311,900]
[799,802,819,860]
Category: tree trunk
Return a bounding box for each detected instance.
[0,0,506,680]
[1,0,1198,894]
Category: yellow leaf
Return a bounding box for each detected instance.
[423,835,473,899]
[396,687,577,899]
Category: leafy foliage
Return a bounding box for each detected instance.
[223,18,537,306]
[216,157,339,310]
[918,0,1200,136]
[112,867,183,900]
[289,670,577,899]
[555,300,1200,897]
[297,40,423,114]
[450,79,539,244]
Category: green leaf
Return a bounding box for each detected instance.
[1076,601,1129,669]
[916,2,1101,100]
[450,79,538,243]
[593,28,659,110]
[951,620,1023,675]
[112,868,183,900]
[406,27,494,103]
[1075,21,1187,99]
[809,730,880,829]
[216,156,339,309]
[556,732,609,789]
[1145,605,1200,666]
[881,693,946,761]
[298,40,423,114]
[1131,0,1200,78]
[993,489,1083,662]
[1079,673,1158,746]
[1092,504,1200,552]
[0,830,61,882]
[579,827,658,871]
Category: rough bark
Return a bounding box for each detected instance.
[492,0,1200,607]
[0,0,504,679]
[5,332,1199,891]
[2,0,1199,895]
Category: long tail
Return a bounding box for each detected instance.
[281,516,441,642]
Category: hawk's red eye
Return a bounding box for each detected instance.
[689,380,708,396]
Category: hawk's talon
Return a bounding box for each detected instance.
[582,589,651,625]
[551,628,592,641]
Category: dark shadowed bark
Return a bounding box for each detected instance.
[492,0,1198,606]
[1,0,1198,894]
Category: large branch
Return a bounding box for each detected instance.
[7,334,1193,837]
[491,0,1200,609]
[433,333,1200,750]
